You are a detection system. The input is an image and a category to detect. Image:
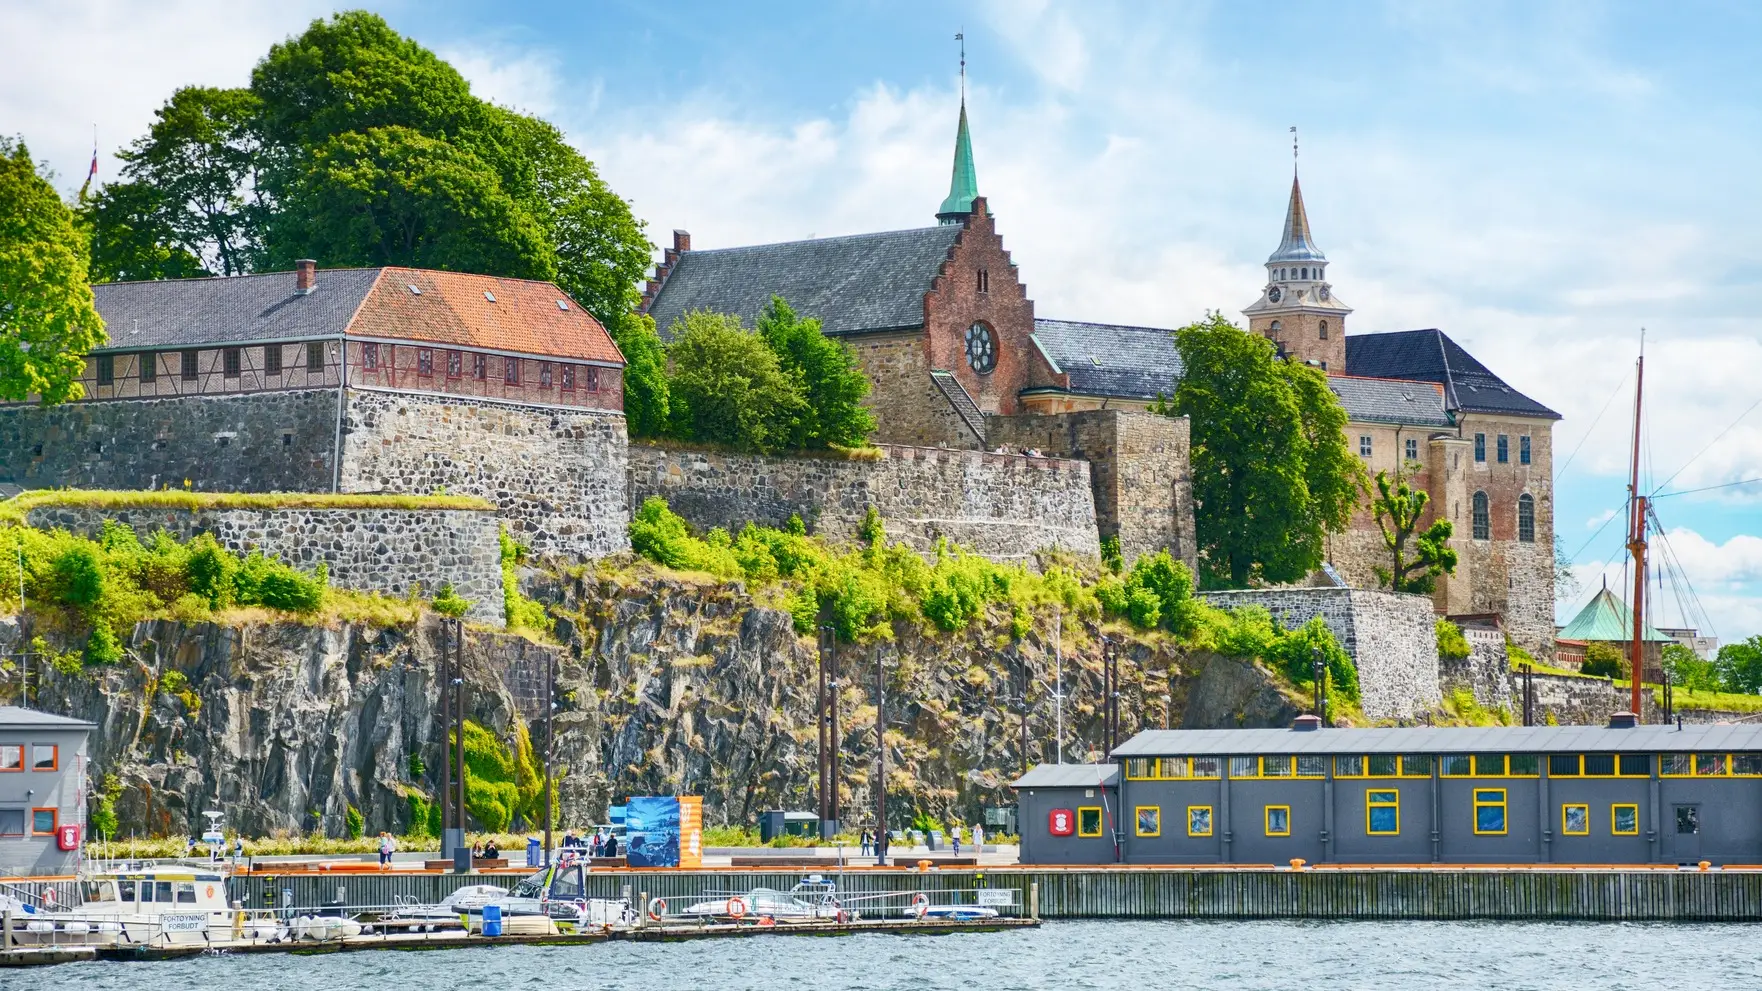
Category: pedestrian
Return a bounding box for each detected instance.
[603,833,618,858]
[378,831,396,867]
[859,829,872,857]
[235,837,245,861]
[972,823,984,851]
[483,838,500,860]
[952,827,962,856]
[471,840,484,860]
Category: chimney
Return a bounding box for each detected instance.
[1608,711,1638,729]
[1292,714,1322,731]
[672,229,691,253]
[663,247,679,268]
[294,259,317,295]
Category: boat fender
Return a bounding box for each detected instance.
[648,897,667,922]
[758,915,775,927]
[726,896,748,919]
[911,893,930,918]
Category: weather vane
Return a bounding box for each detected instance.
[1291,125,1298,175]
[957,29,966,100]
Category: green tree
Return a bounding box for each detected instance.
[0,138,106,404]
[1168,313,1364,587]
[666,311,805,453]
[1662,642,1720,693]
[756,295,875,448]
[1716,635,1762,695]
[82,181,209,282]
[1581,642,1627,680]
[610,312,670,438]
[1370,469,1458,594]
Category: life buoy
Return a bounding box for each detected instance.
[726,896,747,919]
[205,885,215,899]
[41,889,57,907]
[648,897,667,921]
[910,892,929,918]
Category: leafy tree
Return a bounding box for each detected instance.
[1581,642,1627,680]
[666,311,805,453]
[1662,642,1720,693]
[82,181,209,282]
[1370,469,1458,594]
[610,312,670,438]
[1167,313,1364,587]
[1716,635,1762,695]
[0,137,107,404]
[756,295,874,448]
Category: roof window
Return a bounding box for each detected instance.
[407,284,422,295]
[556,300,569,311]
[484,291,496,303]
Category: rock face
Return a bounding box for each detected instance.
[4,573,1306,838]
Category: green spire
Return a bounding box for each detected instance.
[936,98,979,224]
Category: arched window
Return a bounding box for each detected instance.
[1472,491,1491,540]
[1269,320,1282,334]
[1518,494,1535,543]
[1318,320,1329,340]
[964,322,996,374]
[1301,267,1308,279]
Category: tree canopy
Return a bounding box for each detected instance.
[756,296,874,449]
[609,312,670,439]
[1167,313,1364,588]
[665,311,804,453]
[1370,469,1457,594]
[0,138,106,404]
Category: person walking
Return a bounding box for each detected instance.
[952,827,962,857]
[859,829,872,857]
[603,832,618,858]
[378,832,396,868]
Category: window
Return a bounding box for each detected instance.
[264,344,282,375]
[1696,753,1728,776]
[417,348,433,377]
[447,351,463,379]
[1677,806,1699,835]
[1549,754,1580,777]
[307,341,325,373]
[1473,789,1508,835]
[1620,754,1651,776]
[153,881,172,903]
[1612,804,1639,836]
[1301,267,1309,279]
[1229,756,1258,778]
[96,353,114,386]
[1359,435,1372,458]
[1734,754,1762,776]
[1187,806,1213,837]
[504,356,520,385]
[31,808,56,835]
[977,269,990,293]
[1520,435,1531,465]
[140,351,156,383]
[1518,494,1535,543]
[1474,754,1507,776]
[1135,806,1161,837]
[1509,754,1540,776]
[965,322,996,374]
[473,353,487,380]
[1265,805,1291,836]
[1661,754,1693,776]
[176,883,197,904]
[584,366,600,392]
[1366,790,1399,835]
[1077,806,1104,838]
[0,745,19,770]
[1561,804,1590,836]
[1442,755,1472,777]
[1296,755,1327,778]
[1582,753,1619,777]
[1367,754,1399,777]
[1401,755,1432,777]
[0,810,22,836]
[1474,433,1486,462]
[1261,755,1293,778]
[223,347,241,378]
[1191,757,1221,778]
[181,349,199,381]
[561,365,576,391]
[540,362,553,389]
[1472,491,1490,540]
[31,744,56,771]
[1405,438,1418,461]
[1497,434,1509,463]
[362,342,379,370]
[1125,758,1153,779]
[117,879,136,902]
[1318,320,1329,340]
[1335,755,1365,777]
[1269,320,1282,335]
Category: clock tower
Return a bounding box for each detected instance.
[1243,174,1352,372]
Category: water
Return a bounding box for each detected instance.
[10,920,1757,990]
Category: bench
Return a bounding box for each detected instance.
[728,856,845,868]
[421,857,511,871]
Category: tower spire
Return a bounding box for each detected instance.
[937,31,979,224]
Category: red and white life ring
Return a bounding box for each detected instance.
[648,897,667,921]
[911,892,929,918]
[726,896,748,919]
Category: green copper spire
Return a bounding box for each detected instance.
[936,98,979,224]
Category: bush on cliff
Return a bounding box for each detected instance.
[456,719,552,832]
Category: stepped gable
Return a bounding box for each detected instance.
[1325,374,1451,427]
[1346,328,1559,419]
[642,226,962,337]
[1029,319,1183,401]
[91,268,381,351]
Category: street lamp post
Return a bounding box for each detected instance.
[1311,646,1326,725]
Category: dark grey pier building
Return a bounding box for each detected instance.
[1012,716,1762,866]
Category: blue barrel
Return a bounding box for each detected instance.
[482,903,503,937]
[526,837,541,867]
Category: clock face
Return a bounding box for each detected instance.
[1319,285,1330,301]
[965,322,996,374]
[1267,286,1283,304]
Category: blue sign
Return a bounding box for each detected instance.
[624,796,681,868]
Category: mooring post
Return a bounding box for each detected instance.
[1029,881,1039,921]
[639,890,649,929]
[2,908,10,949]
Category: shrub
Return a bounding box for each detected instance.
[499,528,550,631]
[1099,535,1123,574]
[431,582,470,618]
[185,533,238,608]
[51,544,106,611]
[344,804,365,840]
[665,310,805,453]
[235,552,325,612]
[1436,618,1471,660]
[756,295,875,449]
[84,623,124,666]
[1582,642,1627,680]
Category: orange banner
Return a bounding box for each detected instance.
[679,796,703,869]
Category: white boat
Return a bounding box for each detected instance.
[9,864,265,946]
[677,878,848,922]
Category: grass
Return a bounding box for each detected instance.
[88,831,547,859]
[3,489,494,522]
[632,437,886,462]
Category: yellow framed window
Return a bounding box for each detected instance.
[1229,757,1259,778]
[1473,789,1508,835]
[1187,806,1213,837]
[1612,804,1639,836]
[1077,806,1104,838]
[1561,804,1590,836]
[1295,755,1327,778]
[1696,754,1729,776]
[1135,806,1161,837]
[1367,755,1400,778]
[1401,755,1432,777]
[1442,755,1472,777]
[1335,755,1365,777]
[1366,790,1399,835]
[1549,754,1581,777]
[1474,754,1507,776]
[1159,757,1193,779]
[1260,755,1293,778]
[1265,805,1291,837]
[1617,754,1651,777]
[1660,754,1692,776]
[1125,758,1152,780]
[1190,757,1222,779]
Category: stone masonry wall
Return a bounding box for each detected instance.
[24,504,504,626]
[990,409,1196,573]
[1439,626,1513,710]
[627,441,1100,562]
[849,331,981,449]
[0,390,340,493]
[1199,587,1441,720]
[339,388,628,559]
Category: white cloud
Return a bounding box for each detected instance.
[1657,528,1762,585]
[1586,509,1617,530]
[439,44,573,119]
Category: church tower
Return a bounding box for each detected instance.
[1243,172,1352,372]
[937,34,979,224]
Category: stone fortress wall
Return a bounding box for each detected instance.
[25,503,505,626]
[627,441,1101,563]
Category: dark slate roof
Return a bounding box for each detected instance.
[1327,375,1451,427]
[1113,723,1762,757]
[1011,763,1120,789]
[1031,319,1181,400]
[91,269,382,351]
[930,370,986,443]
[644,227,962,338]
[1346,329,1559,420]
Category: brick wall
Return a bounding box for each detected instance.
[339,389,629,559]
[345,340,622,413]
[846,332,980,449]
[627,441,1100,562]
[24,503,504,626]
[1248,309,1347,372]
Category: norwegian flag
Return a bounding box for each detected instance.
[78,137,97,200]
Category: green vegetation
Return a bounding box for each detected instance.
[1436,618,1471,660]
[431,582,470,618]
[611,313,671,439]
[756,297,875,449]
[1161,313,1364,588]
[344,804,365,840]
[0,136,107,404]
[3,490,491,522]
[1581,641,1627,680]
[457,719,551,833]
[499,529,550,632]
[1371,470,1457,594]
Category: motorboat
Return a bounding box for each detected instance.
[677,877,849,922]
[378,855,632,935]
[8,864,266,946]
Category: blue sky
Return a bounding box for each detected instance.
[6,1,1760,643]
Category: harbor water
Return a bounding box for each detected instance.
[9,918,1757,989]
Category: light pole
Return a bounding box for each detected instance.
[873,645,888,866]
[1311,646,1326,725]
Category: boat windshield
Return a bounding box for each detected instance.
[82,881,117,902]
[512,869,547,898]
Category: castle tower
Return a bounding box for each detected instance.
[1243,173,1352,371]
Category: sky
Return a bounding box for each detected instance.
[4,0,1760,645]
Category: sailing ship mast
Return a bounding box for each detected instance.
[1625,348,1647,718]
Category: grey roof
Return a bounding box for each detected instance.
[644,227,962,339]
[1328,375,1452,427]
[1346,329,1559,420]
[1113,723,1762,757]
[0,706,95,731]
[1031,319,1181,401]
[1011,763,1120,789]
[930,370,986,442]
[91,269,383,351]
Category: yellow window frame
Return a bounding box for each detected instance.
[1441,755,1473,777]
[1124,758,1152,780]
[1561,803,1590,836]
[1366,790,1400,836]
[1660,754,1694,777]
[1134,806,1161,837]
[1733,754,1762,777]
[1265,805,1291,837]
[1077,806,1104,838]
[1187,805,1213,837]
[1611,803,1640,836]
[1472,788,1508,835]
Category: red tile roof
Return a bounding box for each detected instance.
[348,268,624,365]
